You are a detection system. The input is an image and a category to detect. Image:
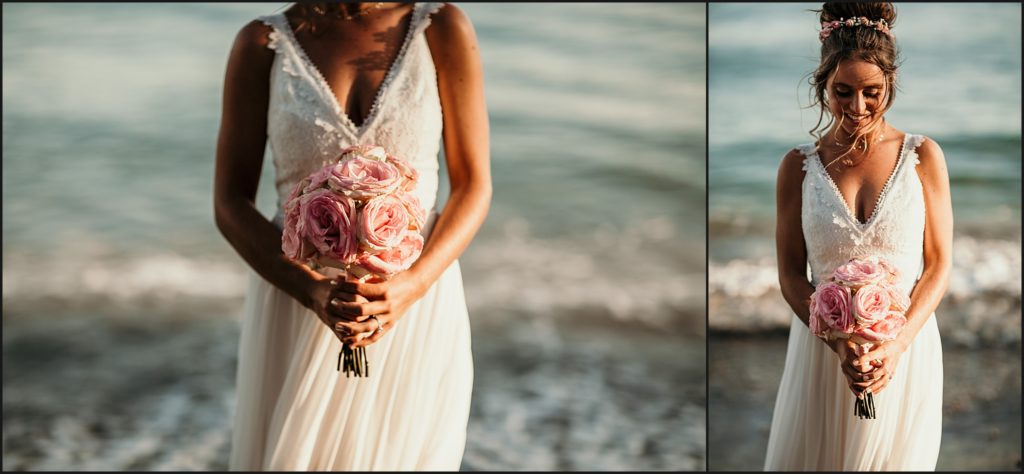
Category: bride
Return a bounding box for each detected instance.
[765,2,952,470]
[212,2,491,470]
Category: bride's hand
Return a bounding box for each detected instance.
[331,272,427,348]
[828,338,878,397]
[855,339,907,396]
[307,274,370,344]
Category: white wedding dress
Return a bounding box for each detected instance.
[229,3,474,470]
[763,134,943,470]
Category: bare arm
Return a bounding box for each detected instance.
[213,21,340,331]
[336,4,492,345]
[776,149,814,326]
[410,3,492,294]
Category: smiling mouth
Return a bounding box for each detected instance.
[845,113,872,123]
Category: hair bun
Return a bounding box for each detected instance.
[820,2,896,27]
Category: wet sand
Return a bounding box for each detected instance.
[709,334,1022,471]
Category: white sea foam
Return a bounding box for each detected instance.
[2,253,249,303]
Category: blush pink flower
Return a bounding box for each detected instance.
[358,195,410,252]
[881,283,911,312]
[388,156,419,192]
[340,144,388,162]
[832,257,886,289]
[810,281,854,335]
[396,192,427,231]
[855,311,907,342]
[299,188,359,264]
[808,298,828,339]
[852,283,892,325]
[877,258,901,285]
[284,176,310,212]
[355,230,424,277]
[282,201,315,261]
[327,157,401,201]
[303,164,335,193]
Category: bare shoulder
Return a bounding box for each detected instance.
[778,147,809,183]
[235,19,274,51]
[914,136,947,169]
[912,136,950,188]
[424,3,478,47]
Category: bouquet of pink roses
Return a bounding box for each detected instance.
[281,144,427,377]
[808,256,910,419]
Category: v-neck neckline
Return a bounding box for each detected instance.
[813,133,909,229]
[277,4,420,135]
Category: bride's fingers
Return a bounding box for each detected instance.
[335,300,390,320]
[350,320,390,348]
[336,314,388,338]
[330,292,359,304]
[863,368,891,395]
[856,345,889,371]
[841,361,868,381]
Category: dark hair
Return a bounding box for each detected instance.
[808,2,901,157]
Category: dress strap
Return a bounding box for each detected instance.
[903,134,927,166]
[794,143,818,172]
[411,2,447,35]
[255,14,286,51]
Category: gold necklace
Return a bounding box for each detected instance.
[822,132,885,169]
[339,2,386,21]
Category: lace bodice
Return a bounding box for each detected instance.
[799,134,928,292]
[257,3,445,223]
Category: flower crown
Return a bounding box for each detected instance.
[820,17,894,41]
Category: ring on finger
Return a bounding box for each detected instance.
[369,315,384,335]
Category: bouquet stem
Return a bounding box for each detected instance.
[855,392,876,419]
[337,345,370,377]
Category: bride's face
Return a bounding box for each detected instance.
[826,59,889,135]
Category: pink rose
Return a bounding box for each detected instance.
[877,258,901,284]
[327,157,401,201]
[810,282,854,335]
[387,156,419,192]
[299,188,359,263]
[284,177,310,213]
[855,311,907,342]
[808,298,828,338]
[396,192,427,231]
[355,230,424,277]
[281,201,315,261]
[304,164,335,193]
[358,195,410,252]
[881,283,911,312]
[852,283,892,325]
[831,258,886,289]
[340,144,388,162]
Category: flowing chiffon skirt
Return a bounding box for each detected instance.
[763,315,943,471]
[228,260,473,470]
